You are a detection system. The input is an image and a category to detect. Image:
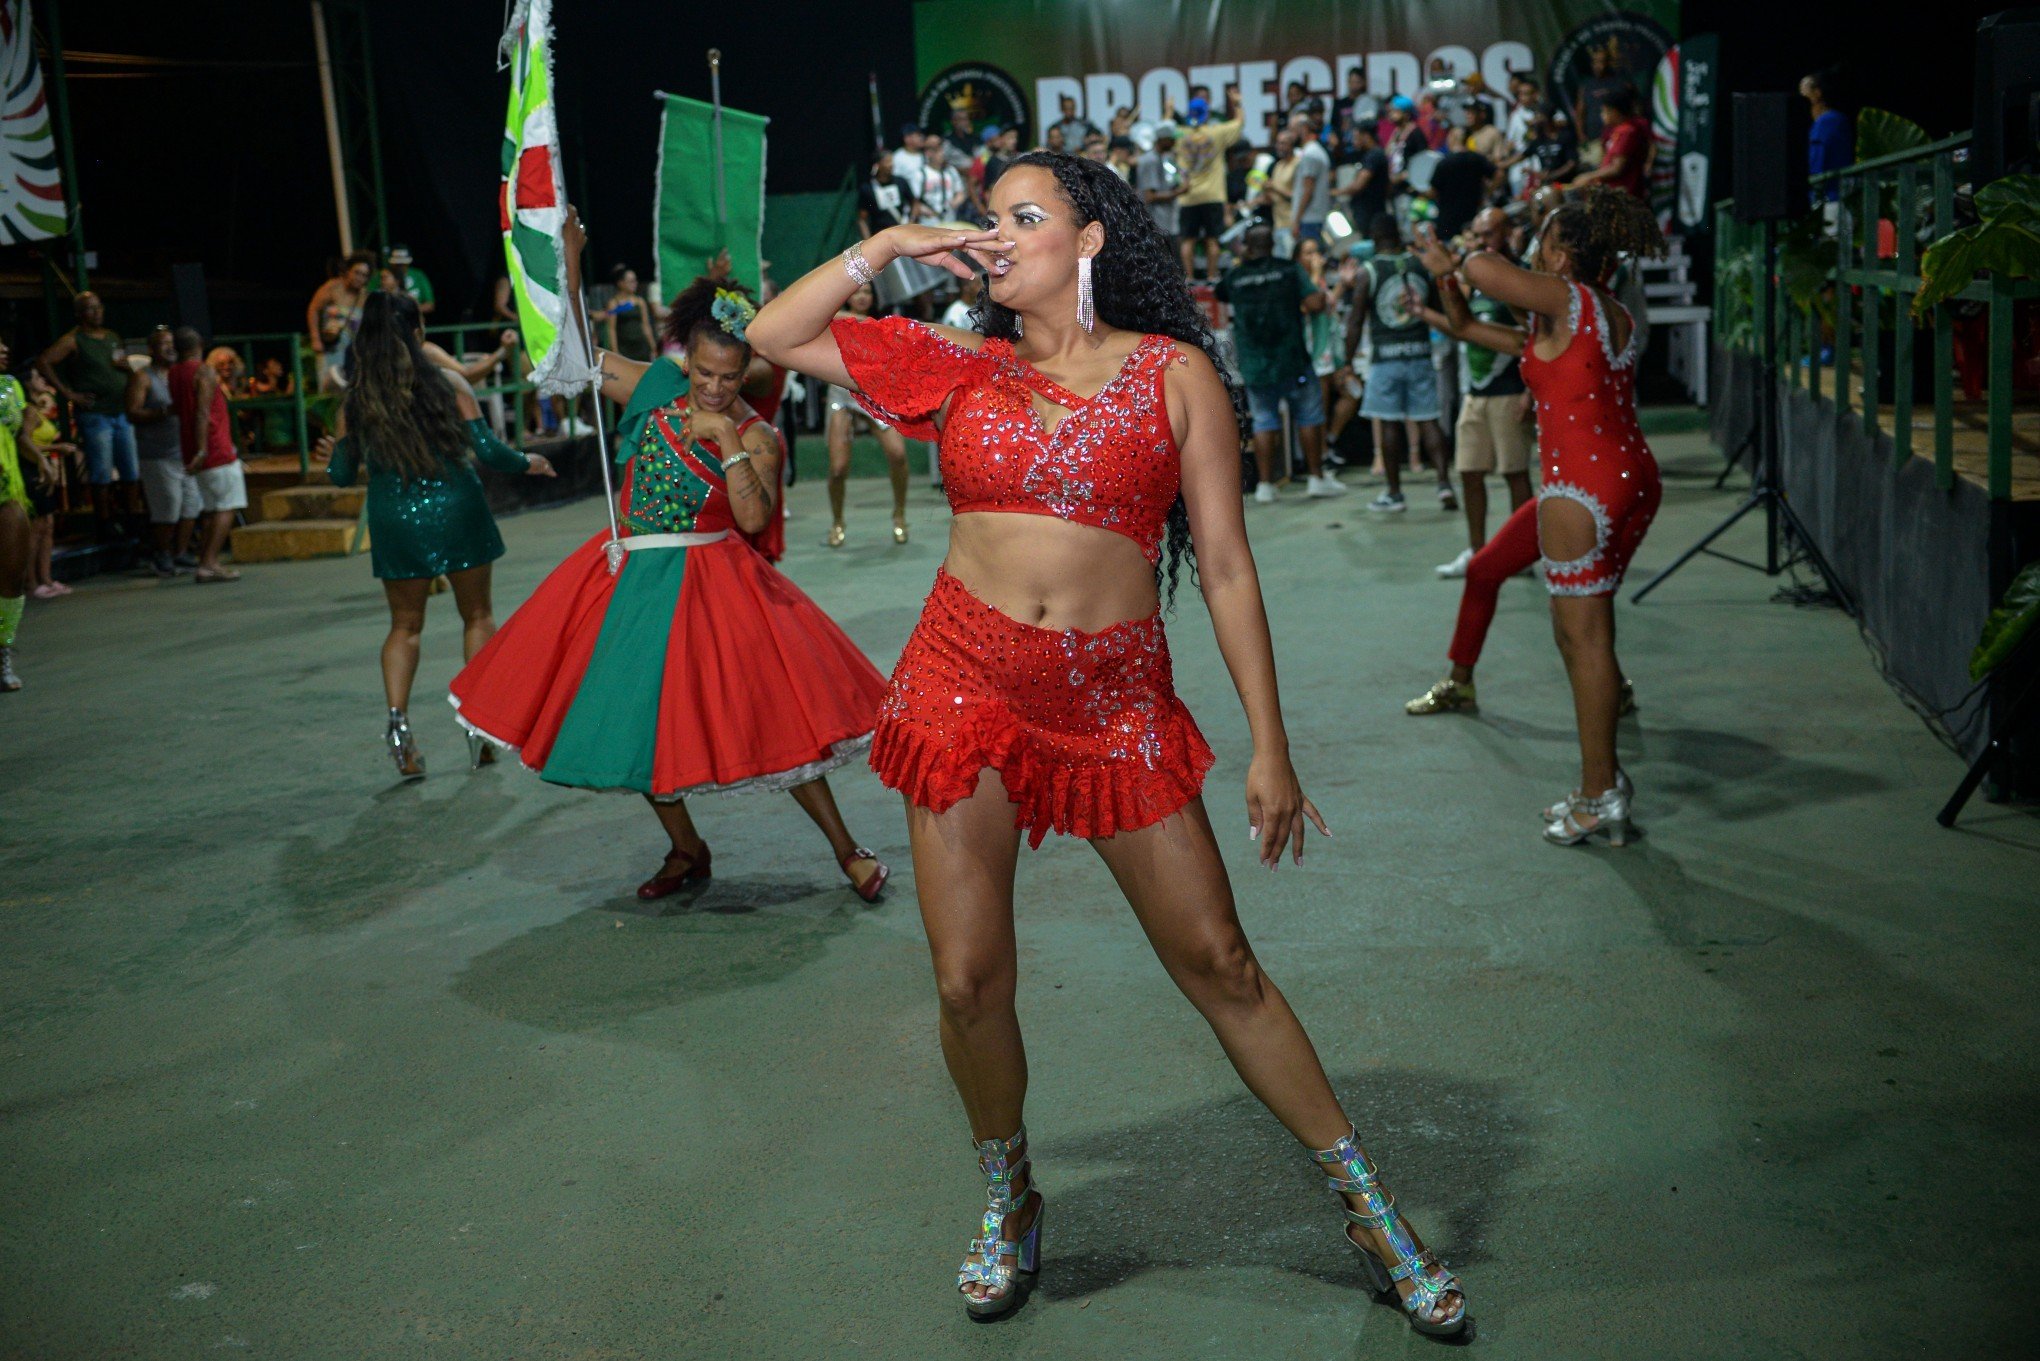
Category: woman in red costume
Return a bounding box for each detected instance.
[750,154,1467,1335]
[1403,187,1666,846]
[451,209,891,903]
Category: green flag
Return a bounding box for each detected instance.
[655,93,768,300]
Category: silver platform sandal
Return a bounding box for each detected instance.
[1541,766,1633,822]
[1544,785,1633,846]
[956,1125,1044,1320]
[1311,1128,1467,1338]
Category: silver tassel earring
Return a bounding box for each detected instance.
[1077,254,1095,334]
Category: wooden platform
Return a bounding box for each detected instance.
[1794,361,2040,500]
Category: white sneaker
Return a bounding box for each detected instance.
[1253,482,1278,504]
[1436,547,1474,578]
[1306,474,1349,498]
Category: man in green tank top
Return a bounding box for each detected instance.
[36,291,140,531]
[1346,219,1453,515]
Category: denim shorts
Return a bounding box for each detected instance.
[1357,357,1441,422]
[78,410,140,484]
[1244,374,1326,434]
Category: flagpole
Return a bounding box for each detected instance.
[708,48,728,247]
[868,71,883,154]
[559,221,623,570]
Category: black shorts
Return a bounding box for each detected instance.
[1180,202,1226,241]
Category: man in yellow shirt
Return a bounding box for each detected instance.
[1173,88,1244,281]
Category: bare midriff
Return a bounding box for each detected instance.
[943,511,1162,633]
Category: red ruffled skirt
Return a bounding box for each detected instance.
[450,530,886,799]
[870,570,1214,846]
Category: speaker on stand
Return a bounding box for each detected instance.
[1631,93,1851,610]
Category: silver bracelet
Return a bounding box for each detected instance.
[719,448,755,472]
[842,244,877,287]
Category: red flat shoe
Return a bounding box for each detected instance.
[840,847,889,903]
[637,843,712,900]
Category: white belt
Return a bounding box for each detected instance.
[616,531,730,552]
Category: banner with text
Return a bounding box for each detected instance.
[912,0,1679,149]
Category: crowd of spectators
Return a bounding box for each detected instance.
[850,62,1668,538]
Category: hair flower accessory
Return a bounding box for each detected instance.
[710,288,757,341]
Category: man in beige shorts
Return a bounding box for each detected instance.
[1438,208,1535,578]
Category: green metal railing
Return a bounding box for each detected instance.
[206,322,546,477]
[1716,132,2037,500]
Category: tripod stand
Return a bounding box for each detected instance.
[1631,217,1853,609]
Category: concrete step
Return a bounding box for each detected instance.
[230,517,365,563]
[262,483,362,521]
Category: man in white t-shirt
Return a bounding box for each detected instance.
[892,126,927,188]
[909,140,968,222]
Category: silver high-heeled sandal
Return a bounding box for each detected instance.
[1541,766,1633,822]
[1311,1129,1466,1337]
[1544,785,1634,846]
[387,708,424,782]
[956,1125,1044,1320]
[465,731,496,770]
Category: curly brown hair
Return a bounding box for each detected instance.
[661,274,755,356]
[1544,185,1665,284]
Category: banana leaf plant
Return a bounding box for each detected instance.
[1971,559,2040,681]
[1913,175,2040,319]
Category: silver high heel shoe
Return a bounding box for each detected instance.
[1311,1128,1467,1337]
[386,708,425,782]
[956,1125,1044,1320]
[1544,785,1634,846]
[465,731,496,770]
[1541,766,1633,822]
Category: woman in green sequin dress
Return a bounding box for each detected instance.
[321,291,556,780]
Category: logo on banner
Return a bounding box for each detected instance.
[917,61,1031,143]
[1547,10,1671,139]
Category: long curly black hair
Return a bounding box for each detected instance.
[975,150,1247,609]
[661,273,756,357]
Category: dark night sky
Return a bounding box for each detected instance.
[21,0,2011,344]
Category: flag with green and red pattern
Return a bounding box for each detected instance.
[499,0,596,397]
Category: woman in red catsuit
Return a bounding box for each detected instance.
[751,154,1466,1336]
[1405,188,1666,846]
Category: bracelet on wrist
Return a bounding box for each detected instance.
[842,243,878,288]
[719,448,755,472]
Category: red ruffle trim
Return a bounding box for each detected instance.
[868,697,1215,848]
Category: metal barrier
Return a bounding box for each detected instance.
[1717,132,2038,500]
[206,321,545,478]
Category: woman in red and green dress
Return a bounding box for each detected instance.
[451,229,890,902]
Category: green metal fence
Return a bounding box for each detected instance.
[1716,132,2038,500]
[206,321,545,477]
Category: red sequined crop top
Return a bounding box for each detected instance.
[831,316,1183,563]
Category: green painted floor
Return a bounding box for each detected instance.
[4,427,2036,1359]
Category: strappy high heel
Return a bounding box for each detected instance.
[840,847,889,902]
[465,732,497,770]
[386,708,424,782]
[1311,1129,1466,1337]
[957,1125,1044,1320]
[1541,766,1633,822]
[637,843,712,900]
[1544,785,1635,847]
